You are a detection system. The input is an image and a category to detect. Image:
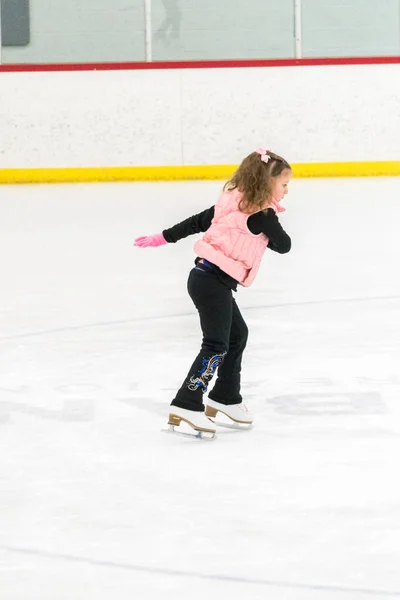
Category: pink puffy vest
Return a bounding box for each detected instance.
[194,189,271,287]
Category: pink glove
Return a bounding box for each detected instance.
[133,233,167,248]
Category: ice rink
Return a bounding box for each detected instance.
[1,177,400,599]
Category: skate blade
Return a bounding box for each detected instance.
[161,424,217,441]
[209,419,253,432]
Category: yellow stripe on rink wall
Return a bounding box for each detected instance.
[0,161,400,184]
[294,161,400,178]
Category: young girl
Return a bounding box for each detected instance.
[134,148,292,437]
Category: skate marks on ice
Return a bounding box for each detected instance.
[2,376,397,445]
[0,379,210,437]
[2,544,400,598]
[237,372,400,445]
[118,391,168,418]
[0,384,97,424]
[0,381,168,426]
[245,374,396,419]
[122,376,395,441]
[1,292,399,342]
[266,391,387,417]
[0,311,194,342]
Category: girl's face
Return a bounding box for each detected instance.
[271,168,292,201]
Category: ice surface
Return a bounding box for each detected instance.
[1,178,400,599]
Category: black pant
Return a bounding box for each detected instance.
[171,265,248,411]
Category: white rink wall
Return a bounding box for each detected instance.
[0,63,399,169]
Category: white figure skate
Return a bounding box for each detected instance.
[163,406,217,440]
[205,398,253,430]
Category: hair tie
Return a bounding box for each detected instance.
[256,147,271,164]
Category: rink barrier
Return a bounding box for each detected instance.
[1,56,400,72]
[0,161,399,184]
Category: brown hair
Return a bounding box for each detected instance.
[224,150,292,213]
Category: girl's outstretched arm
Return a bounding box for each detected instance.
[163,206,214,243]
[133,206,215,247]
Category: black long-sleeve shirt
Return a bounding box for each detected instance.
[162,206,291,290]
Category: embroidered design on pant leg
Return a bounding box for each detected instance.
[187,352,227,392]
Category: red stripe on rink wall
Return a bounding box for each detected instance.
[0,56,399,72]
